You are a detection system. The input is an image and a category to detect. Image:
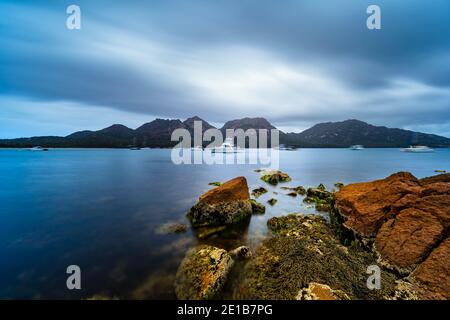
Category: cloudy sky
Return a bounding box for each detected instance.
[1,0,450,138]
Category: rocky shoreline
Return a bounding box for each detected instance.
[171,171,449,300]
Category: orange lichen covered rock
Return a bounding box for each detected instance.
[410,238,450,300]
[335,172,422,237]
[334,172,449,292]
[374,208,444,274]
[199,176,250,205]
[187,177,252,227]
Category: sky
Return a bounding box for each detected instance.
[1,0,450,138]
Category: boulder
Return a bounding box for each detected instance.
[260,170,291,185]
[267,198,277,206]
[199,176,250,204]
[250,199,265,214]
[251,187,268,198]
[175,245,234,300]
[187,177,252,227]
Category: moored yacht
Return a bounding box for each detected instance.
[401,145,434,153]
[30,146,49,151]
[349,145,364,150]
[211,137,240,153]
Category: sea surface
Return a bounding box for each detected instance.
[0,148,448,299]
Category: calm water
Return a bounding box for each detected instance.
[0,148,448,299]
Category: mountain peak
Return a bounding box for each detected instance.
[183,116,215,132]
[221,117,277,131]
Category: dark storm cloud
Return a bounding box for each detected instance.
[0,0,449,136]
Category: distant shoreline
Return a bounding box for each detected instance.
[1,146,449,150]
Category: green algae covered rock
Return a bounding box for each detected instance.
[260,170,291,185]
[250,199,266,214]
[233,214,397,300]
[175,245,234,300]
[251,187,268,198]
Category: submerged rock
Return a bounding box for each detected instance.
[233,214,396,300]
[229,246,252,260]
[287,192,297,197]
[156,221,188,234]
[293,186,306,195]
[175,245,234,300]
[196,226,227,240]
[251,187,268,198]
[249,199,265,214]
[267,198,277,206]
[281,185,306,195]
[187,177,252,227]
[260,170,291,185]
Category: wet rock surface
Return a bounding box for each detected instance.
[175,245,234,300]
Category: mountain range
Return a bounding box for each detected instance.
[0,117,449,148]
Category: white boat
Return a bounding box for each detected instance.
[30,146,49,151]
[401,145,434,153]
[350,145,364,150]
[211,138,240,153]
